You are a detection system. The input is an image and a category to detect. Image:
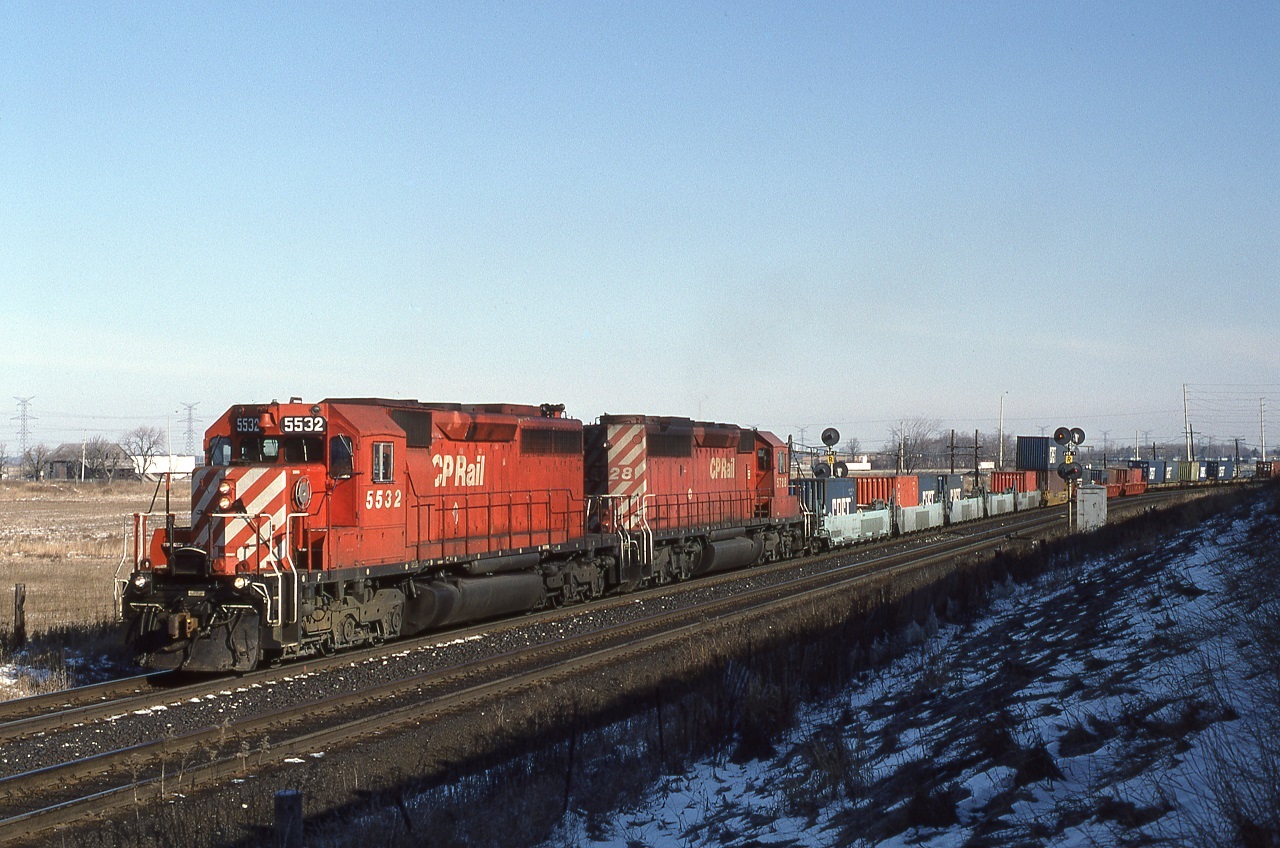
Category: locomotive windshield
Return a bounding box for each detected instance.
[236,436,324,464]
[209,436,232,467]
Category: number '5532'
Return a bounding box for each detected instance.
[365,489,402,510]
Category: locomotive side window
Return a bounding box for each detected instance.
[372,442,394,483]
[757,447,771,472]
[330,435,354,479]
[209,436,232,467]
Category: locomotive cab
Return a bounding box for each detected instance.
[121,401,339,672]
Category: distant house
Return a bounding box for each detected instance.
[135,454,197,480]
[48,443,136,481]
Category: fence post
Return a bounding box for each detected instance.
[274,789,303,847]
[12,584,26,650]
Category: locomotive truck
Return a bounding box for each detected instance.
[119,398,804,672]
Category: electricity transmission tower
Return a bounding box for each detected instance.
[181,403,199,456]
[13,397,34,457]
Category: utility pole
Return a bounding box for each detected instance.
[972,429,980,486]
[80,430,86,483]
[1101,430,1110,469]
[1183,384,1192,460]
[949,429,956,475]
[12,397,34,459]
[997,393,1006,471]
[1262,398,1267,462]
[182,403,199,457]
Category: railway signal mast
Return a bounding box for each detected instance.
[1054,426,1086,530]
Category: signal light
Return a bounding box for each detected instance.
[1053,427,1071,446]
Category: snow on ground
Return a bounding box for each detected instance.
[542,496,1280,847]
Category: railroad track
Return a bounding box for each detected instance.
[0,502,1052,742]
[0,490,1210,843]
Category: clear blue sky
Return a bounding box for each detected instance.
[2,2,1277,453]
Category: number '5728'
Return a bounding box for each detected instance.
[365,489,402,510]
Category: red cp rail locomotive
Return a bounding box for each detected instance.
[119,398,804,672]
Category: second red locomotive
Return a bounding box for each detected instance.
[120,399,803,672]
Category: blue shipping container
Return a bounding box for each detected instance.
[917,473,964,505]
[1016,436,1069,472]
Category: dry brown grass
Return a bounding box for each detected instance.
[0,480,191,636]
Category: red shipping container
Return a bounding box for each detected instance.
[854,475,919,507]
[991,471,1036,493]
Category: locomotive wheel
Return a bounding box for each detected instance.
[341,615,358,645]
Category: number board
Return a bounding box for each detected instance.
[282,416,326,434]
[235,418,261,433]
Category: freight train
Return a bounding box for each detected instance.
[116,398,1252,673]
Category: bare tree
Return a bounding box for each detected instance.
[842,436,862,460]
[121,425,166,478]
[0,441,6,479]
[22,444,51,481]
[83,435,130,481]
[888,417,941,473]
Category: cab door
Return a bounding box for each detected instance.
[359,437,407,564]
[327,433,358,526]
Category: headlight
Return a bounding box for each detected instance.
[132,572,151,590]
[232,576,251,590]
[218,496,233,510]
[218,481,232,495]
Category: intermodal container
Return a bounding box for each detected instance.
[990,470,1036,493]
[917,473,964,505]
[1178,461,1204,482]
[855,475,920,508]
[792,477,860,516]
[1133,460,1166,483]
[1257,460,1280,479]
[1016,436,1067,472]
